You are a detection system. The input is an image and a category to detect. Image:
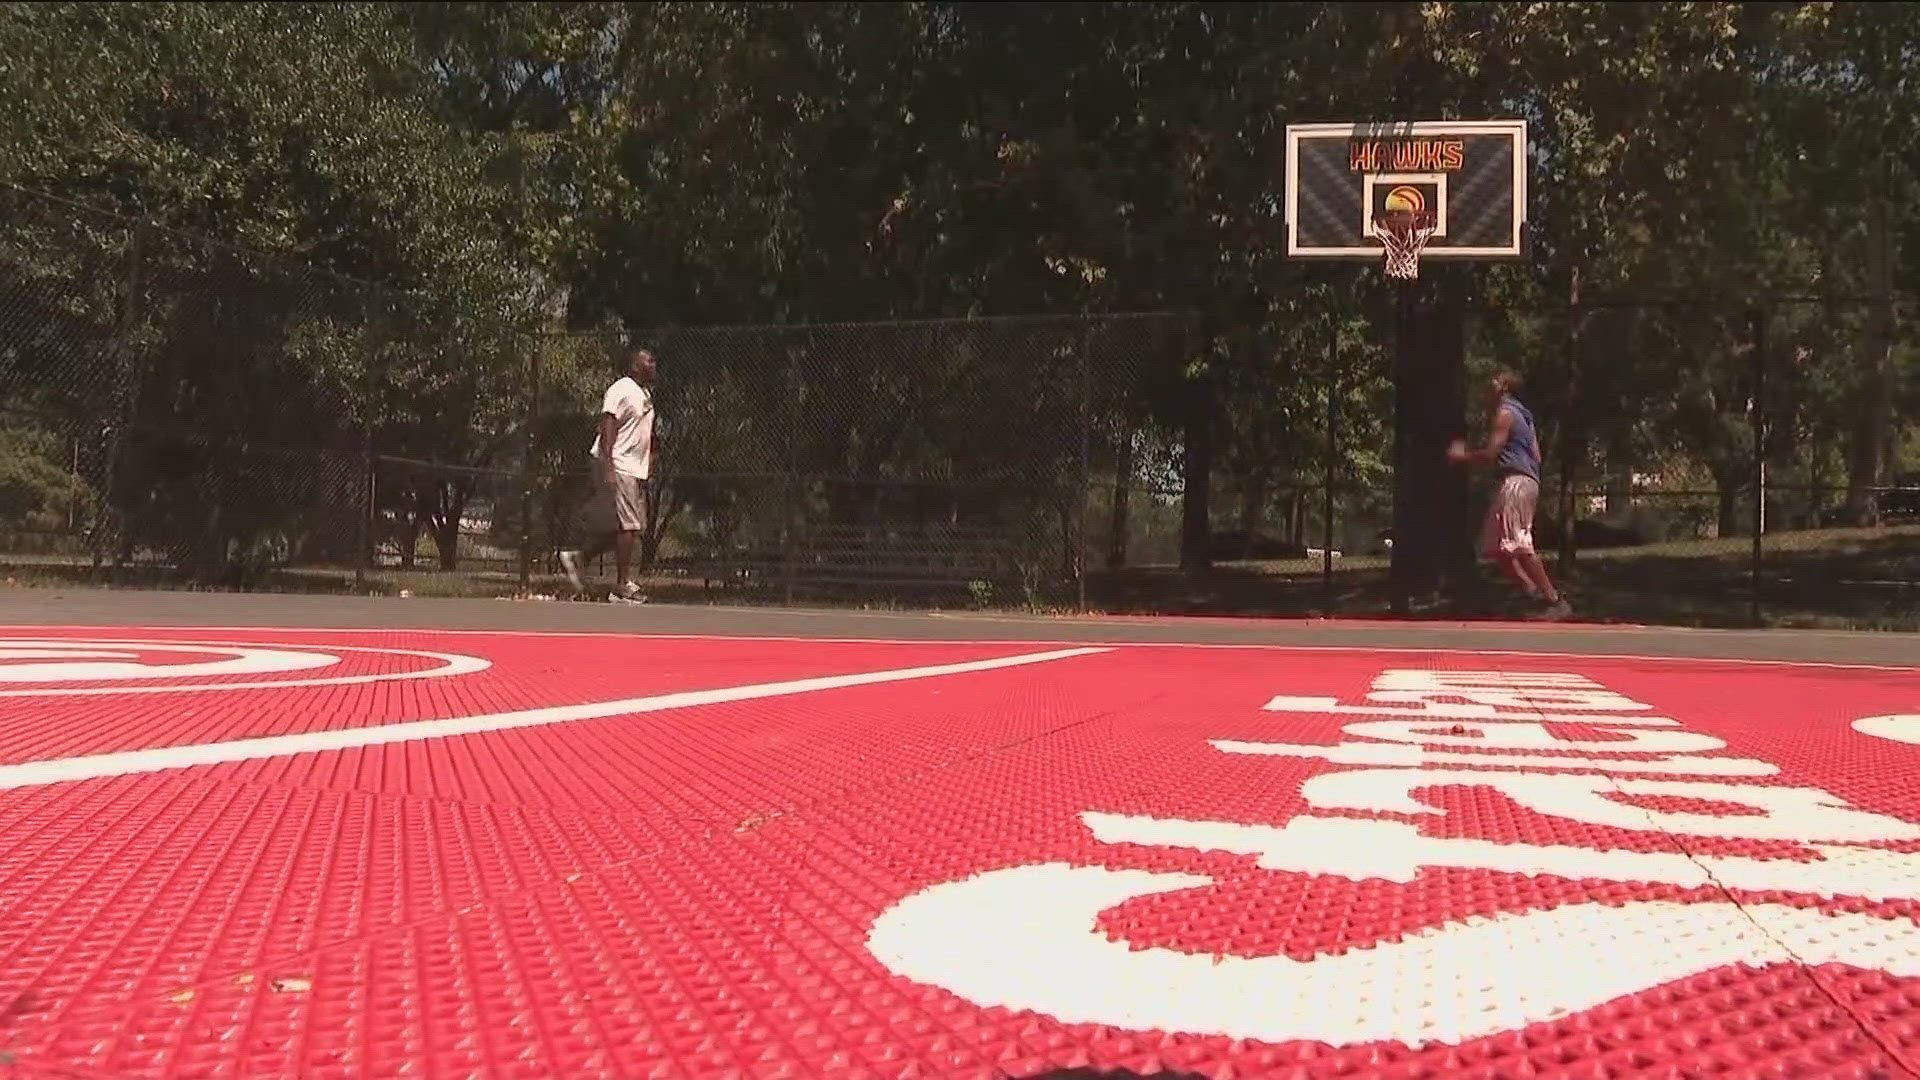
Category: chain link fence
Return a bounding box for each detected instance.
[1157,294,1920,630]
[0,186,1182,609]
[2,185,1915,627]
[528,316,1182,608]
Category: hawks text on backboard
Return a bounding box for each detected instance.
[1349,138,1465,173]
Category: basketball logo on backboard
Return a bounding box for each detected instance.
[1363,176,1445,239]
[1383,186,1425,215]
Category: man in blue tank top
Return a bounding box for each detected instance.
[1446,369,1572,620]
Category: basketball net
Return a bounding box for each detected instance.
[1375,210,1437,280]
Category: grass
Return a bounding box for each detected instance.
[4,524,1916,630]
[0,559,940,612]
[1088,523,1920,630]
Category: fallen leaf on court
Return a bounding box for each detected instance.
[734,811,782,833]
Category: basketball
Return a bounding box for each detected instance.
[1384,189,1418,214]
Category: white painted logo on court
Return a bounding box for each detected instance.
[869,664,1920,1048]
[0,637,489,696]
[1854,714,1920,746]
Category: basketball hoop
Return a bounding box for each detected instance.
[1375,209,1437,280]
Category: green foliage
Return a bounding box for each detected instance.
[0,3,523,305]
[0,425,83,528]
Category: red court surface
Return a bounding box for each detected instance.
[2,626,1919,1079]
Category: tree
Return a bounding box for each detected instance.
[0,2,550,577]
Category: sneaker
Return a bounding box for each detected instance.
[558,550,585,593]
[1529,597,1573,621]
[612,580,648,605]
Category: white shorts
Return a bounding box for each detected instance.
[585,471,650,533]
[1480,473,1539,558]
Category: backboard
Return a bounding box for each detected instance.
[1285,120,1527,263]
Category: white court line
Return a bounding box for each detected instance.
[0,638,488,697]
[0,646,1109,791]
[10,624,1919,673]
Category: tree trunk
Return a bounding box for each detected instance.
[1716,477,1741,538]
[1106,427,1134,569]
[402,489,428,570]
[1844,187,1895,525]
[1809,435,1827,526]
[434,517,461,570]
[432,478,470,571]
[1238,469,1268,554]
[192,507,226,586]
[189,461,229,587]
[1605,423,1634,517]
[640,482,681,574]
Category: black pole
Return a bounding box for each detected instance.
[1750,307,1766,627]
[1078,324,1092,611]
[1560,268,1582,573]
[1388,286,1411,613]
[783,344,799,606]
[358,304,380,591]
[359,426,374,589]
[518,338,540,595]
[1322,319,1338,613]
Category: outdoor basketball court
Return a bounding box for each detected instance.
[0,112,1909,1080]
[0,592,1917,1078]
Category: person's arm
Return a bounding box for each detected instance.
[644,389,660,461]
[598,381,626,483]
[1447,406,1514,466]
[599,411,618,483]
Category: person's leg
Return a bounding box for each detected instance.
[1483,478,1539,600]
[609,474,648,602]
[1505,477,1569,617]
[614,530,635,586]
[1515,550,1562,603]
[1497,553,1539,597]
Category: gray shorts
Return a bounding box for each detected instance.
[584,471,650,534]
[1480,473,1539,558]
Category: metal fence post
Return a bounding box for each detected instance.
[783,341,799,606]
[357,420,372,590]
[1322,318,1338,614]
[357,301,380,590]
[1750,306,1767,627]
[518,334,541,595]
[355,341,369,594]
[1559,270,1583,575]
[1078,322,1092,611]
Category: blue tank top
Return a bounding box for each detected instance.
[1496,396,1540,481]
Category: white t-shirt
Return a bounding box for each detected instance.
[588,376,655,479]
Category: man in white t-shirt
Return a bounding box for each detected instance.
[559,347,656,602]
